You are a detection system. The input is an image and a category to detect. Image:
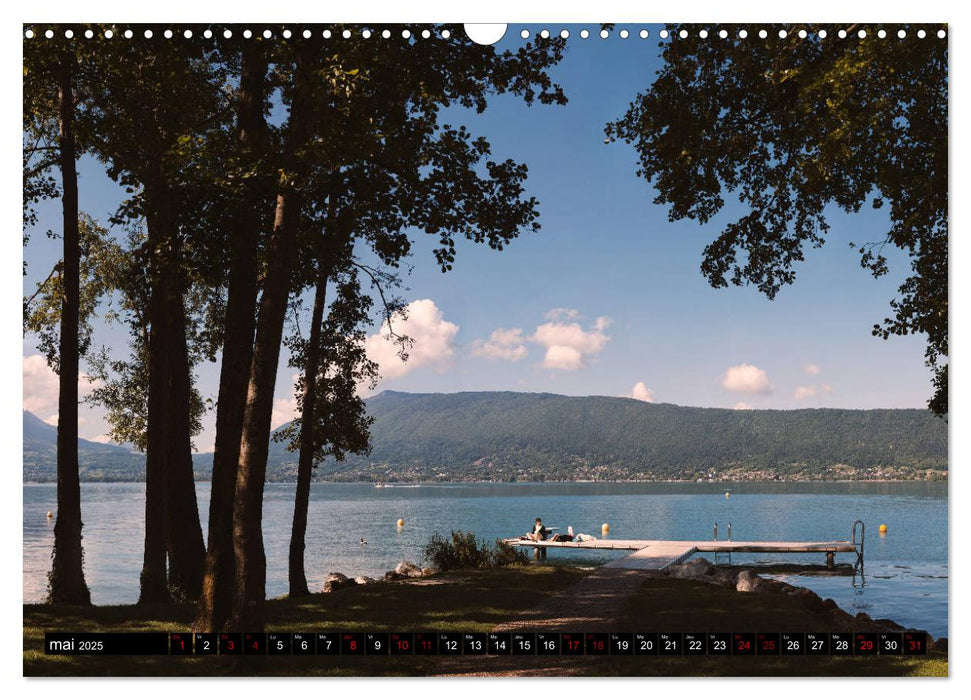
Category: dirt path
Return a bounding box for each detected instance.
[491,567,660,632]
[435,567,659,676]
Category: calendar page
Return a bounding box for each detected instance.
[22,21,948,680]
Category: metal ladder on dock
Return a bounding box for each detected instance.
[852,520,866,571]
[712,522,732,565]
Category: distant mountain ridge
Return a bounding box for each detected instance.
[22,391,948,483]
[23,410,144,482]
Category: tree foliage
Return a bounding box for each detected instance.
[23,215,122,372]
[277,265,384,464]
[606,24,947,416]
[23,42,65,275]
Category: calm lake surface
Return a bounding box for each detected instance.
[23,481,948,637]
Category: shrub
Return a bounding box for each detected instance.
[489,538,529,567]
[423,530,528,571]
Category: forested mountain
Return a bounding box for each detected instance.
[279,391,948,482]
[25,391,945,483]
[23,410,144,482]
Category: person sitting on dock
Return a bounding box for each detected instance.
[528,517,549,542]
[527,517,550,560]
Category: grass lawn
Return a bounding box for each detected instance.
[23,565,946,677]
[24,566,586,676]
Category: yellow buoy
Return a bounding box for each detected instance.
[725,492,731,499]
[396,518,404,528]
[601,522,610,535]
[879,524,888,533]
[46,511,53,519]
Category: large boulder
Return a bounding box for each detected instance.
[323,572,357,593]
[667,558,714,580]
[353,575,377,586]
[874,618,904,631]
[789,586,823,608]
[394,560,424,578]
[734,569,763,593]
[702,568,738,588]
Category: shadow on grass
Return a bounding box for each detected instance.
[24,566,585,676]
[23,567,947,677]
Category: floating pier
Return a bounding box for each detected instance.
[505,536,862,571]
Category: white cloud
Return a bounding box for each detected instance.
[721,364,773,395]
[631,382,655,403]
[89,434,112,444]
[23,354,101,423]
[365,299,459,381]
[23,355,60,422]
[193,434,217,455]
[804,364,822,375]
[543,345,584,371]
[472,328,528,362]
[271,373,301,430]
[733,402,753,410]
[530,314,612,371]
[794,384,833,401]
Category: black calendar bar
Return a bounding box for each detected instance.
[41,631,930,656]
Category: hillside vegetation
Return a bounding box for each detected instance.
[24,392,948,483]
[293,391,947,482]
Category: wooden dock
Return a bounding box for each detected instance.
[505,538,861,571]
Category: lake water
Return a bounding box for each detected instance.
[23,481,948,637]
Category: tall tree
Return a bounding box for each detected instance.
[80,37,227,602]
[229,43,318,631]
[164,295,207,601]
[279,103,568,595]
[26,46,92,604]
[607,23,948,416]
[281,258,382,597]
[196,40,272,631]
[226,25,568,630]
[82,224,209,459]
[280,181,409,597]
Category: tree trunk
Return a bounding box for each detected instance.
[288,263,330,598]
[228,54,315,631]
[138,186,177,605]
[48,50,91,606]
[164,292,206,602]
[195,44,268,632]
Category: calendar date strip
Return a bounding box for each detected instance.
[44,631,927,656]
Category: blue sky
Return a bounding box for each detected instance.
[22,25,934,451]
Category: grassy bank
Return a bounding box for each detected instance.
[23,565,946,677]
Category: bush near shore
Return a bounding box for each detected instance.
[423,530,529,571]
